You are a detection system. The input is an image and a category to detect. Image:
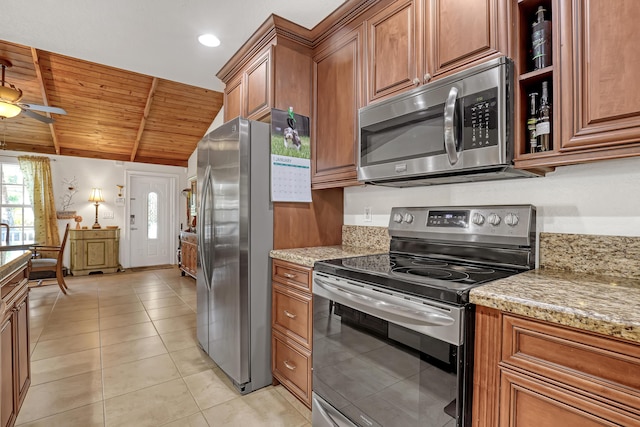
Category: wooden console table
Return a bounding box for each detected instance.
[69,228,120,276]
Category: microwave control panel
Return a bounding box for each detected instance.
[462,87,498,150]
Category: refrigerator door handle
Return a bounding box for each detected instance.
[198,165,213,291]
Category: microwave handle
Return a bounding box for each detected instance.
[444,86,460,165]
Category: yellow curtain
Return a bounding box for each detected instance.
[18,156,60,246]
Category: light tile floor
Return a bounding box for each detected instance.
[17,267,311,427]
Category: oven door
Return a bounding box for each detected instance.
[312,273,472,427]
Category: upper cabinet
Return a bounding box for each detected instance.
[558,0,640,153]
[312,25,364,189]
[429,0,511,78]
[514,0,640,170]
[366,0,422,102]
[365,0,510,103]
[218,19,314,122]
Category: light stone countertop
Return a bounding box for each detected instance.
[270,245,386,268]
[470,269,640,343]
[0,250,32,283]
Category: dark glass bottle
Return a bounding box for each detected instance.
[527,92,539,153]
[531,6,552,70]
[536,81,551,151]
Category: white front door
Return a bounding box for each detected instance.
[129,174,175,267]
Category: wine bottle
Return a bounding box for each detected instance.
[536,81,551,151]
[527,92,539,153]
[531,6,552,70]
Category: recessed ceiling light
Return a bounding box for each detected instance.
[198,34,221,47]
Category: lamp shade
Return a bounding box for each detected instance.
[0,101,21,119]
[88,188,105,203]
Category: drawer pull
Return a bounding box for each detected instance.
[283,273,296,279]
[283,310,297,319]
[283,360,296,371]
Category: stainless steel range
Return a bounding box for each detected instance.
[312,205,536,427]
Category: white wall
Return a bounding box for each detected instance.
[1,151,188,267]
[345,156,640,237]
[187,107,225,179]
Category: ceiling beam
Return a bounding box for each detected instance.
[31,47,62,155]
[130,77,158,162]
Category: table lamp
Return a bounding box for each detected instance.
[88,188,105,229]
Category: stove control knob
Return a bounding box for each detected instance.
[488,213,501,226]
[393,213,404,223]
[403,213,414,224]
[471,213,485,225]
[505,213,519,227]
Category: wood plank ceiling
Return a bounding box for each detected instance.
[0,40,223,166]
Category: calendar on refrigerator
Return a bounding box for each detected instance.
[270,108,312,202]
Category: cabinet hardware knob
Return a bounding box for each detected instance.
[283,273,296,279]
[283,360,296,371]
[284,310,297,319]
[424,73,431,82]
[413,77,421,85]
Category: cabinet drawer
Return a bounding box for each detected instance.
[272,330,311,407]
[71,229,118,240]
[272,283,312,349]
[499,367,640,427]
[501,314,640,413]
[272,260,311,293]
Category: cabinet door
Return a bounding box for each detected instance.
[367,0,421,102]
[224,74,243,121]
[14,292,29,408]
[312,25,363,189]
[429,0,510,77]
[500,368,639,426]
[559,0,640,154]
[245,49,273,120]
[1,313,15,427]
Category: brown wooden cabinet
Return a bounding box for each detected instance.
[271,259,313,408]
[429,0,510,79]
[312,24,364,189]
[366,0,421,102]
[1,257,30,427]
[472,306,640,426]
[515,0,640,170]
[179,232,197,279]
[219,20,314,123]
[365,0,510,104]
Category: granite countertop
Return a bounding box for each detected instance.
[470,269,640,344]
[270,245,386,268]
[0,250,32,283]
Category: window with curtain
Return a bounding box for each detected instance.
[0,162,35,243]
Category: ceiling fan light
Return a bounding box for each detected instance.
[0,85,22,103]
[0,101,21,119]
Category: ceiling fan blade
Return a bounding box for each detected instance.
[21,108,55,124]
[20,103,67,115]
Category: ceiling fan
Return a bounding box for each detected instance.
[0,58,67,124]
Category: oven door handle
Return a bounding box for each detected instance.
[315,278,455,326]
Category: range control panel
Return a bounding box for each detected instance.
[389,205,536,246]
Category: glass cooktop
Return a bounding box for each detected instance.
[314,253,521,304]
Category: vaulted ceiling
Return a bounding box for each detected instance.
[0,40,223,167]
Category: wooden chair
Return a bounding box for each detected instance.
[29,223,70,294]
[0,223,9,244]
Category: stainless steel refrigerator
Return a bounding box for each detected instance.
[196,117,272,394]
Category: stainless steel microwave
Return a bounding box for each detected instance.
[358,57,539,187]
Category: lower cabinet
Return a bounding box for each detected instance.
[473,306,640,426]
[1,262,30,427]
[271,259,313,408]
[179,232,197,278]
